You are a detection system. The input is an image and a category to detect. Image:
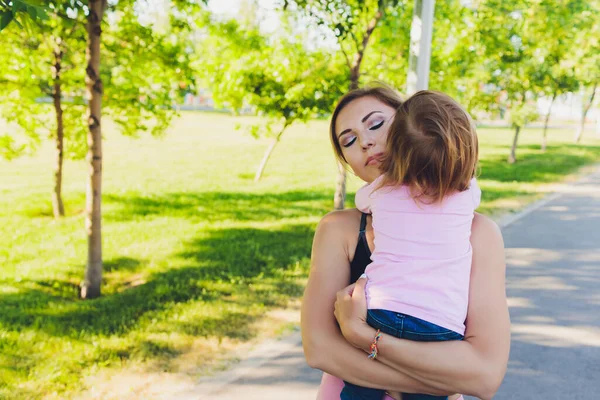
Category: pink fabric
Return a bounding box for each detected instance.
[317,373,464,400]
[355,177,481,334]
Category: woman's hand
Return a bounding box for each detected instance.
[334,275,372,349]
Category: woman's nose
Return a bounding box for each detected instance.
[359,134,375,149]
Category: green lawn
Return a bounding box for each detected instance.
[1,112,600,398]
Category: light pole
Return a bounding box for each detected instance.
[406,0,436,96]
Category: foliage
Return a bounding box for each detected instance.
[1,112,600,397]
[0,3,87,160]
[198,12,345,138]
[280,0,407,89]
[365,0,480,100]
[572,0,600,88]
[101,3,200,138]
[0,0,47,31]
[0,1,203,160]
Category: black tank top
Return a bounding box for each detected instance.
[349,213,372,284]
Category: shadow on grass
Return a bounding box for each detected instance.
[20,193,86,218]
[103,190,333,222]
[176,311,259,340]
[104,257,143,273]
[479,144,600,184]
[0,223,313,344]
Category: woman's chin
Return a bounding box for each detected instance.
[358,173,379,183]
[363,169,382,184]
[349,165,381,184]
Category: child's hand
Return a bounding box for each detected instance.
[333,274,370,349]
[385,391,402,400]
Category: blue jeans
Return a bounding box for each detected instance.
[341,309,464,400]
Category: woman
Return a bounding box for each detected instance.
[301,85,510,400]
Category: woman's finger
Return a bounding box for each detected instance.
[351,274,368,303]
[345,282,356,295]
[336,283,356,300]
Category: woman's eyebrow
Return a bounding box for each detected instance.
[361,111,383,122]
[338,111,384,138]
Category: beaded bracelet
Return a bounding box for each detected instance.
[367,329,382,360]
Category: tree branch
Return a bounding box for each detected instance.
[349,30,361,54]
[361,5,383,54]
[583,82,598,115]
[339,41,353,71]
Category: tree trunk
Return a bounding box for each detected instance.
[81,0,106,300]
[542,91,557,152]
[349,65,360,91]
[338,64,361,208]
[508,125,521,164]
[333,4,383,211]
[575,83,597,143]
[254,124,288,182]
[51,38,65,218]
[333,162,347,210]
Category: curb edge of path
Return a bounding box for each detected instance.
[183,330,303,399]
[496,162,600,229]
[190,162,600,399]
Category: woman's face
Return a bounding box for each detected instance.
[335,96,396,184]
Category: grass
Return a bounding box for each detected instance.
[1,112,600,399]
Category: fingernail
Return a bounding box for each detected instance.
[359,273,367,280]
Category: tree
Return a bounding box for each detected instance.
[80,0,205,298]
[472,0,541,164]
[80,0,107,299]
[369,0,483,101]
[574,84,598,143]
[2,0,203,297]
[0,3,88,218]
[281,0,407,209]
[529,0,588,151]
[1,1,200,222]
[573,1,600,143]
[199,12,345,182]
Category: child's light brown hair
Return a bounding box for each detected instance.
[380,90,478,203]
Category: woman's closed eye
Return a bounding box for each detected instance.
[342,119,385,148]
[342,134,357,148]
[369,120,384,130]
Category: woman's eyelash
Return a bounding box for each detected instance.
[342,119,384,148]
[343,137,357,148]
[370,121,384,130]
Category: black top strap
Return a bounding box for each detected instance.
[350,212,372,283]
[359,212,368,233]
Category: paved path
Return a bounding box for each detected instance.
[486,168,600,400]
[196,167,600,400]
[191,332,319,400]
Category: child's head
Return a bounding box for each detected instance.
[381,90,478,203]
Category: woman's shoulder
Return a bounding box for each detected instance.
[472,213,503,242]
[471,213,505,263]
[317,208,363,233]
[315,208,365,262]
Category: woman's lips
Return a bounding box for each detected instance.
[365,153,384,166]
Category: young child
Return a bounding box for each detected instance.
[341,91,481,400]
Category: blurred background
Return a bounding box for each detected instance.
[0,0,599,398]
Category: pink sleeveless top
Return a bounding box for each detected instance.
[317,372,464,400]
[355,177,481,334]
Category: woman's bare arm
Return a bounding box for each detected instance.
[339,214,510,399]
[302,211,450,395]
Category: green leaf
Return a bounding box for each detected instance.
[0,11,13,31]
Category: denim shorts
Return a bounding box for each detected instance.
[366,309,464,342]
[341,309,463,400]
